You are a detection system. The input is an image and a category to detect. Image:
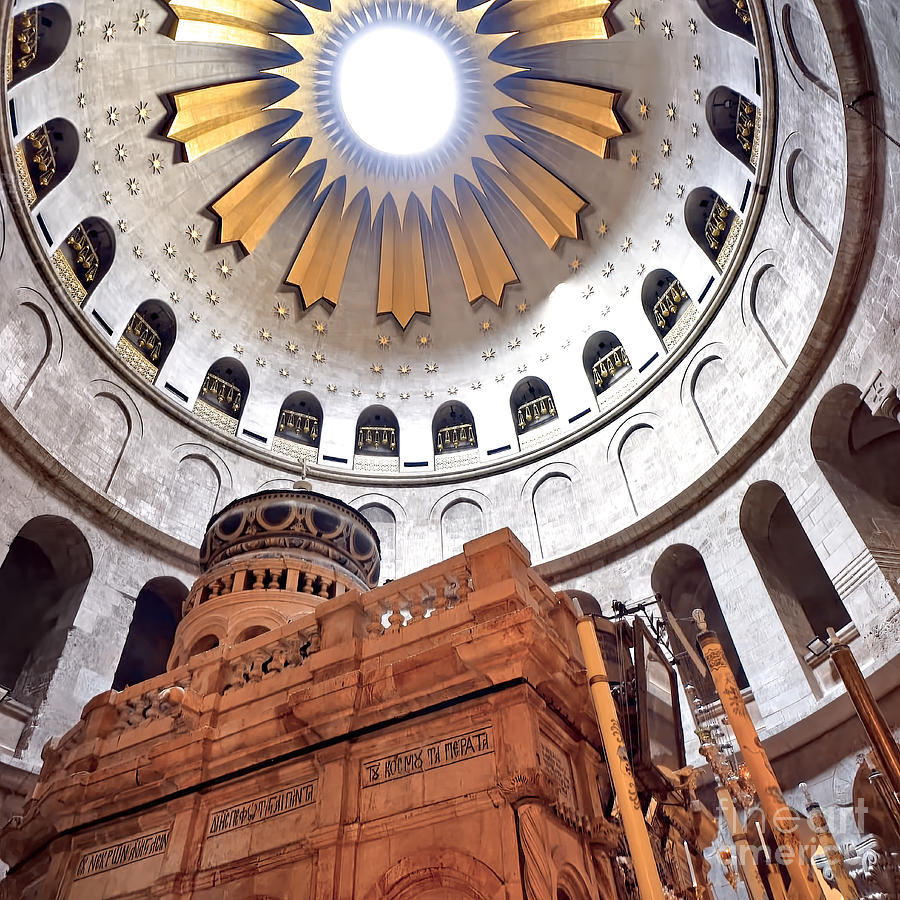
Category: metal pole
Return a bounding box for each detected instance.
[575,617,665,900]
[827,628,900,800]
[693,611,825,900]
[717,787,768,900]
[800,782,859,899]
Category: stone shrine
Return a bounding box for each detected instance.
[0,488,714,898]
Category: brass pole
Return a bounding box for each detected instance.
[575,617,665,900]
[862,752,900,841]
[800,782,859,899]
[827,628,900,799]
[693,611,825,900]
[717,787,768,900]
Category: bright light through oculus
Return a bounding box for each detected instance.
[338,26,458,155]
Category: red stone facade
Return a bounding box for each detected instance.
[1,506,712,898]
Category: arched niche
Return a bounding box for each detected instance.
[117,299,177,383]
[440,500,485,558]
[811,385,900,594]
[112,577,187,690]
[0,516,92,713]
[15,118,78,208]
[696,0,754,42]
[641,269,694,349]
[356,405,399,456]
[533,474,577,559]
[685,188,742,271]
[55,217,116,306]
[706,87,760,170]
[188,634,219,658]
[432,401,477,455]
[195,357,249,435]
[510,377,557,438]
[358,503,396,581]
[651,545,749,696]
[277,391,322,447]
[739,481,851,662]
[9,5,71,85]
[583,331,631,395]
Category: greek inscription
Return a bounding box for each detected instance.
[74,830,169,880]
[207,780,316,837]
[362,726,493,787]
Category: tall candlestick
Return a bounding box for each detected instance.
[576,616,665,900]
[694,610,824,900]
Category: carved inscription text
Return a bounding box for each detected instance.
[207,779,317,836]
[362,726,494,787]
[74,830,169,880]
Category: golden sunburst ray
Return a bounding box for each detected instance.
[165,0,624,327]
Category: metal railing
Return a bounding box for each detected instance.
[27,125,55,187]
[516,395,557,430]
[436,422,475,453]
[357,425,397,452]
[65,224,100,285]
[704,196,732,251]
[200,372,242,412]
[278,410,319,443]
[592,345,630,389]
[653,281,689,330]
[124,311,162,362]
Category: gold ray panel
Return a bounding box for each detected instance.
[490,0,613,52]
[485,140,585,249]
[168,79,297,162]
[435,183,517,306]
[165,0,623,327]
[213,141,313,252]
[502,79,622,158]
[378,196,430,328]
[287,182,367,308]
[168,0,304,53]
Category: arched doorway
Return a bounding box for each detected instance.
[0,517,93,714]
[113,577,187,689]
[740,481,852,664]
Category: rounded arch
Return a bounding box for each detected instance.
[188,634,220,658]
[811,384,900,592]
[684,188,737,270]
[235,625,270,644]
[198,357,250,425]
[355,405,399,456]
[432,400,477,454]
[439,498,486,559]
[555,864,594,900]
[641,269,693,347]
[119,299,177,377]
[18,118,79,207]
[510,376,557,436]
[695,0,754,43]
[10,4,71,85]
[112,577,187,690]
[277,391,322,447]
[353,495,402,582]
[739,481,852,661]
[0,516,93,711]
[582,330,631,395]
[58,217,116,301]
[706,87,760,169]
[361,849,504,900]
[651,544,749,694]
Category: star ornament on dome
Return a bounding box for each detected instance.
[165,0,623,329]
